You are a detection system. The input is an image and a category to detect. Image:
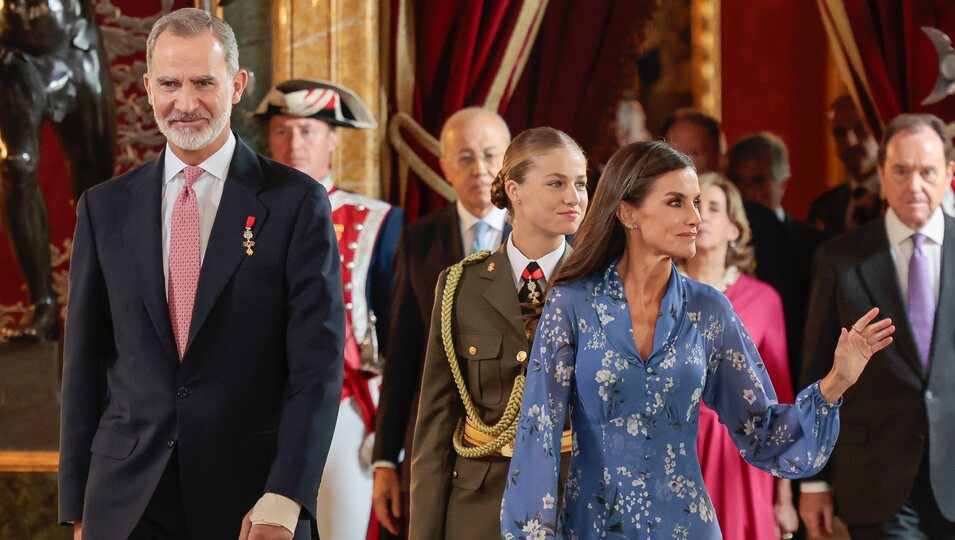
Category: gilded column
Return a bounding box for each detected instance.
[271,0,382,198]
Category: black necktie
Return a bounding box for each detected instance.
[518,261,546,309]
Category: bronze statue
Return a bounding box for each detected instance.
[0,0,116,341]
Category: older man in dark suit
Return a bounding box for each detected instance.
[727,133,821,395]
[58,9,344,540]
[800,114,955,539]
[371,107,511,537]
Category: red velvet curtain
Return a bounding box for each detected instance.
[389,0,533,220]
[821,1,955,138]
[503,1,651,155]
[388,0,654,221]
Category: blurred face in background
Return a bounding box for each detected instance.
[695,184,740,255]
[440,111,510,217]
[667,120,718,174]
[831,97,878,181]
[729,156,787,212]
[269,116,339,181]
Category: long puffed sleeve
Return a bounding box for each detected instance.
[501,287,576,539]
[702,298,841,479]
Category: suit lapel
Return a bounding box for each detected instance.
[186,138,268,353]
[856,224,923,377]
[929,216,955,372]
[479,249,524,341]
[123,153,178,363]
[446,204,465,262]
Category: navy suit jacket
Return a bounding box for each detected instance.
[58,137,345,540]
[801,215,955,524]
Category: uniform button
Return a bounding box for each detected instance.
[176,387,188,398]
[344,283,354,291]
[357,204,366,211]
[516,351,527,362]
[348,242,358,250]
[346,302,354,310]
[167,439,176,448]
[353,223,364,231]
[468,346,477,356]
[346,262,356,270]
[452,470,458,479]
[926,390,934,400]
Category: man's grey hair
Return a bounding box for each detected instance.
[146,8,240,77]
[727,132,791,182]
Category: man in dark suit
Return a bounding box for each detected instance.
[807,95,882,239]
[371,107,511,537]
[57,9,344,540]
[799,114,955,539]
[727,132,821,394]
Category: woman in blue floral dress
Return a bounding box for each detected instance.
[500,141,895,539]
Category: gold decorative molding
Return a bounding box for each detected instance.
[0,452,59,473]
[691,0,721,118]
[270,0,382,198]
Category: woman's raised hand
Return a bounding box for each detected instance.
[821,307,895,403]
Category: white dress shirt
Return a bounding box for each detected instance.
[505,234,567,289]
[161,133,301,534]
[161,132,234,292]
[802,206,945,496]
[457,200,507,254]
[886,207,944,303]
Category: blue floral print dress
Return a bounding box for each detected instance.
[501,263,841,539]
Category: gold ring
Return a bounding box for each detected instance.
[850,324,862,333]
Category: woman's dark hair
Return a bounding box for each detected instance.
[553,141,694,287]
[490,126,585,212]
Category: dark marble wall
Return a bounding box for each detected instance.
[0,474,69,539]
[225,0,273,155]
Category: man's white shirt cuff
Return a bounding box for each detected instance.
[800,481,831,493]
[250,492,300,534]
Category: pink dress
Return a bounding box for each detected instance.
[697,273,795,540]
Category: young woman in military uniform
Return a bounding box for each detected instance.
[408,127,589,539]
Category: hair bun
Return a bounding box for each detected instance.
[490,171,509,209]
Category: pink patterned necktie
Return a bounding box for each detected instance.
[168,165,204,361]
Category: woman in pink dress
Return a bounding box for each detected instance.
[681,172,799,539]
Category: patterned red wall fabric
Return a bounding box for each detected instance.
[0,0,190,331]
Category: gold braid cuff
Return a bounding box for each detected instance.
[440,250,529,459]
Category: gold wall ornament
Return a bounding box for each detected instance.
[270,0,382,198]
[691,0,721,118]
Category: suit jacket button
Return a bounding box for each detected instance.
[452,470,458,479]
[925,390,934,400]
[177,387,188,398]
[468,346,477,356]
[167,440,176,448]
[516,351,527,362]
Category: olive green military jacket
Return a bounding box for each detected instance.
[408,245,571,540]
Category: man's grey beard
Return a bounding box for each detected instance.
[157,104,231,151]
